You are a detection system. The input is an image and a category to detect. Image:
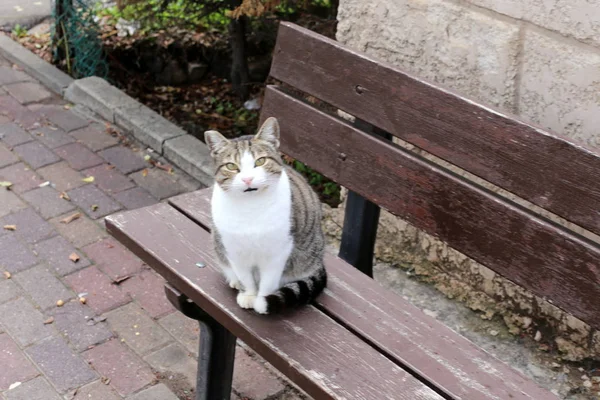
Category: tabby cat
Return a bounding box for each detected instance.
[204,117,327,314]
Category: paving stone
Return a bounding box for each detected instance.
[0,123,33,146]
[0,163,43,194]
[83,238,145,282]
[0,66,33,85]
[144,343,197,387]
[36,161,86,192]
[112,187,158,210]
[233,347,286,400]
[0,188,27,218]
[22,186,76,219]
[99,146,147,174]
[106,302,172,356]
[83,339,155,396]
[0,235,38,273]
[121,270,174,318]
[46,110,89,132]
[0,95,39,129]
[13,141,59,169]
[29,125,74,149]
[0,333,39,391]
[33,236,90,276]
[54,143,103,171]
[71,124,119,152]
[51,302,113,352]
[14,264,73,309]
[27,336,97,393]
[64,266,130,314]
[0,297,53,346]
[3,376,62,400]
[70,380,121,400]
[4,82,52,104]
[0,208,56,244]
[158,311,200,356]
[68,184,122,219]
[49,212,107,249]
[0,142,18,168]
[0,279,20,304]
[130,167,187,200]
[82,164,135,194]
[127,384,179,400]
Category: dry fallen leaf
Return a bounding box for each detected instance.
[113,275,130,285]
[60,212,81,224]
[91,204,99,211]
[0,181,13,189]
[82,176,95,183]
[101,377,111,385]
[3,271,11,279]
[69,253,80,263]
[3,225,16,231]
[60,192,71,201]
[79,297,87,304]
[43,317,54,324]
[56,299,64,307]
[142,169,148,177]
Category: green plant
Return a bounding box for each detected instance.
[11,24,28,38]
[292,160,341,205]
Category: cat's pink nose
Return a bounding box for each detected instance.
[242,177,254,186]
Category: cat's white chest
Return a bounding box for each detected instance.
[211,171,293,267]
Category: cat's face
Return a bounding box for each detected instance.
[204,117,283,194]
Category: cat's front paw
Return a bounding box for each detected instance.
[253,296,269,314]
[228,279,243,290]
[237,292,256,309]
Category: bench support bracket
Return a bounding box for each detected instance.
[165,284,237,400]
[339,121,387,278]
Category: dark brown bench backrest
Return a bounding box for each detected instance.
[261,22,600,330]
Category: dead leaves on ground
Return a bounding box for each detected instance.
[69,253,80,263]
[3,225,16,231]
[60,212,81,224]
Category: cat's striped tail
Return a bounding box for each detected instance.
[265,267,327,313]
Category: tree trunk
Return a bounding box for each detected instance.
[228,1,250,100]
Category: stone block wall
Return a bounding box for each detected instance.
[332,0,600,360]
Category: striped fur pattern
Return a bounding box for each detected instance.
[205,117,326,314]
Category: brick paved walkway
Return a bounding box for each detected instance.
[0,56,302,400]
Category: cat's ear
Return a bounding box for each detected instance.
[254,117,280,148]
[204,130,229,155]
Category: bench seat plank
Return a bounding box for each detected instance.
[105,204,443,400]
[170,189,557,400]
[260,86,600,331]
[271,22,600,238]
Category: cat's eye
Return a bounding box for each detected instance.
[225,163,238,171]
[254,157,266,167]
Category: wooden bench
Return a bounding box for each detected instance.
[106,22,600,399]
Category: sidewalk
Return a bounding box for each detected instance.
[0,56,300,400]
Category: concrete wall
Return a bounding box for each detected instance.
[336,0,600,148]
[332,0,600,360]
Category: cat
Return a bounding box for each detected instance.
[204,117,327,314]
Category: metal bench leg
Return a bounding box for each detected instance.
[196,316,236,400]
[339,191,380,278]
[164,284,237,400]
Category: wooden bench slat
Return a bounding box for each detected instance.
[105,204,444,400]
[270,22,600,238]
[259,86,600,330]
[169,189,557,400]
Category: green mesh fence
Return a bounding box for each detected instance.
[52,0,109,79]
